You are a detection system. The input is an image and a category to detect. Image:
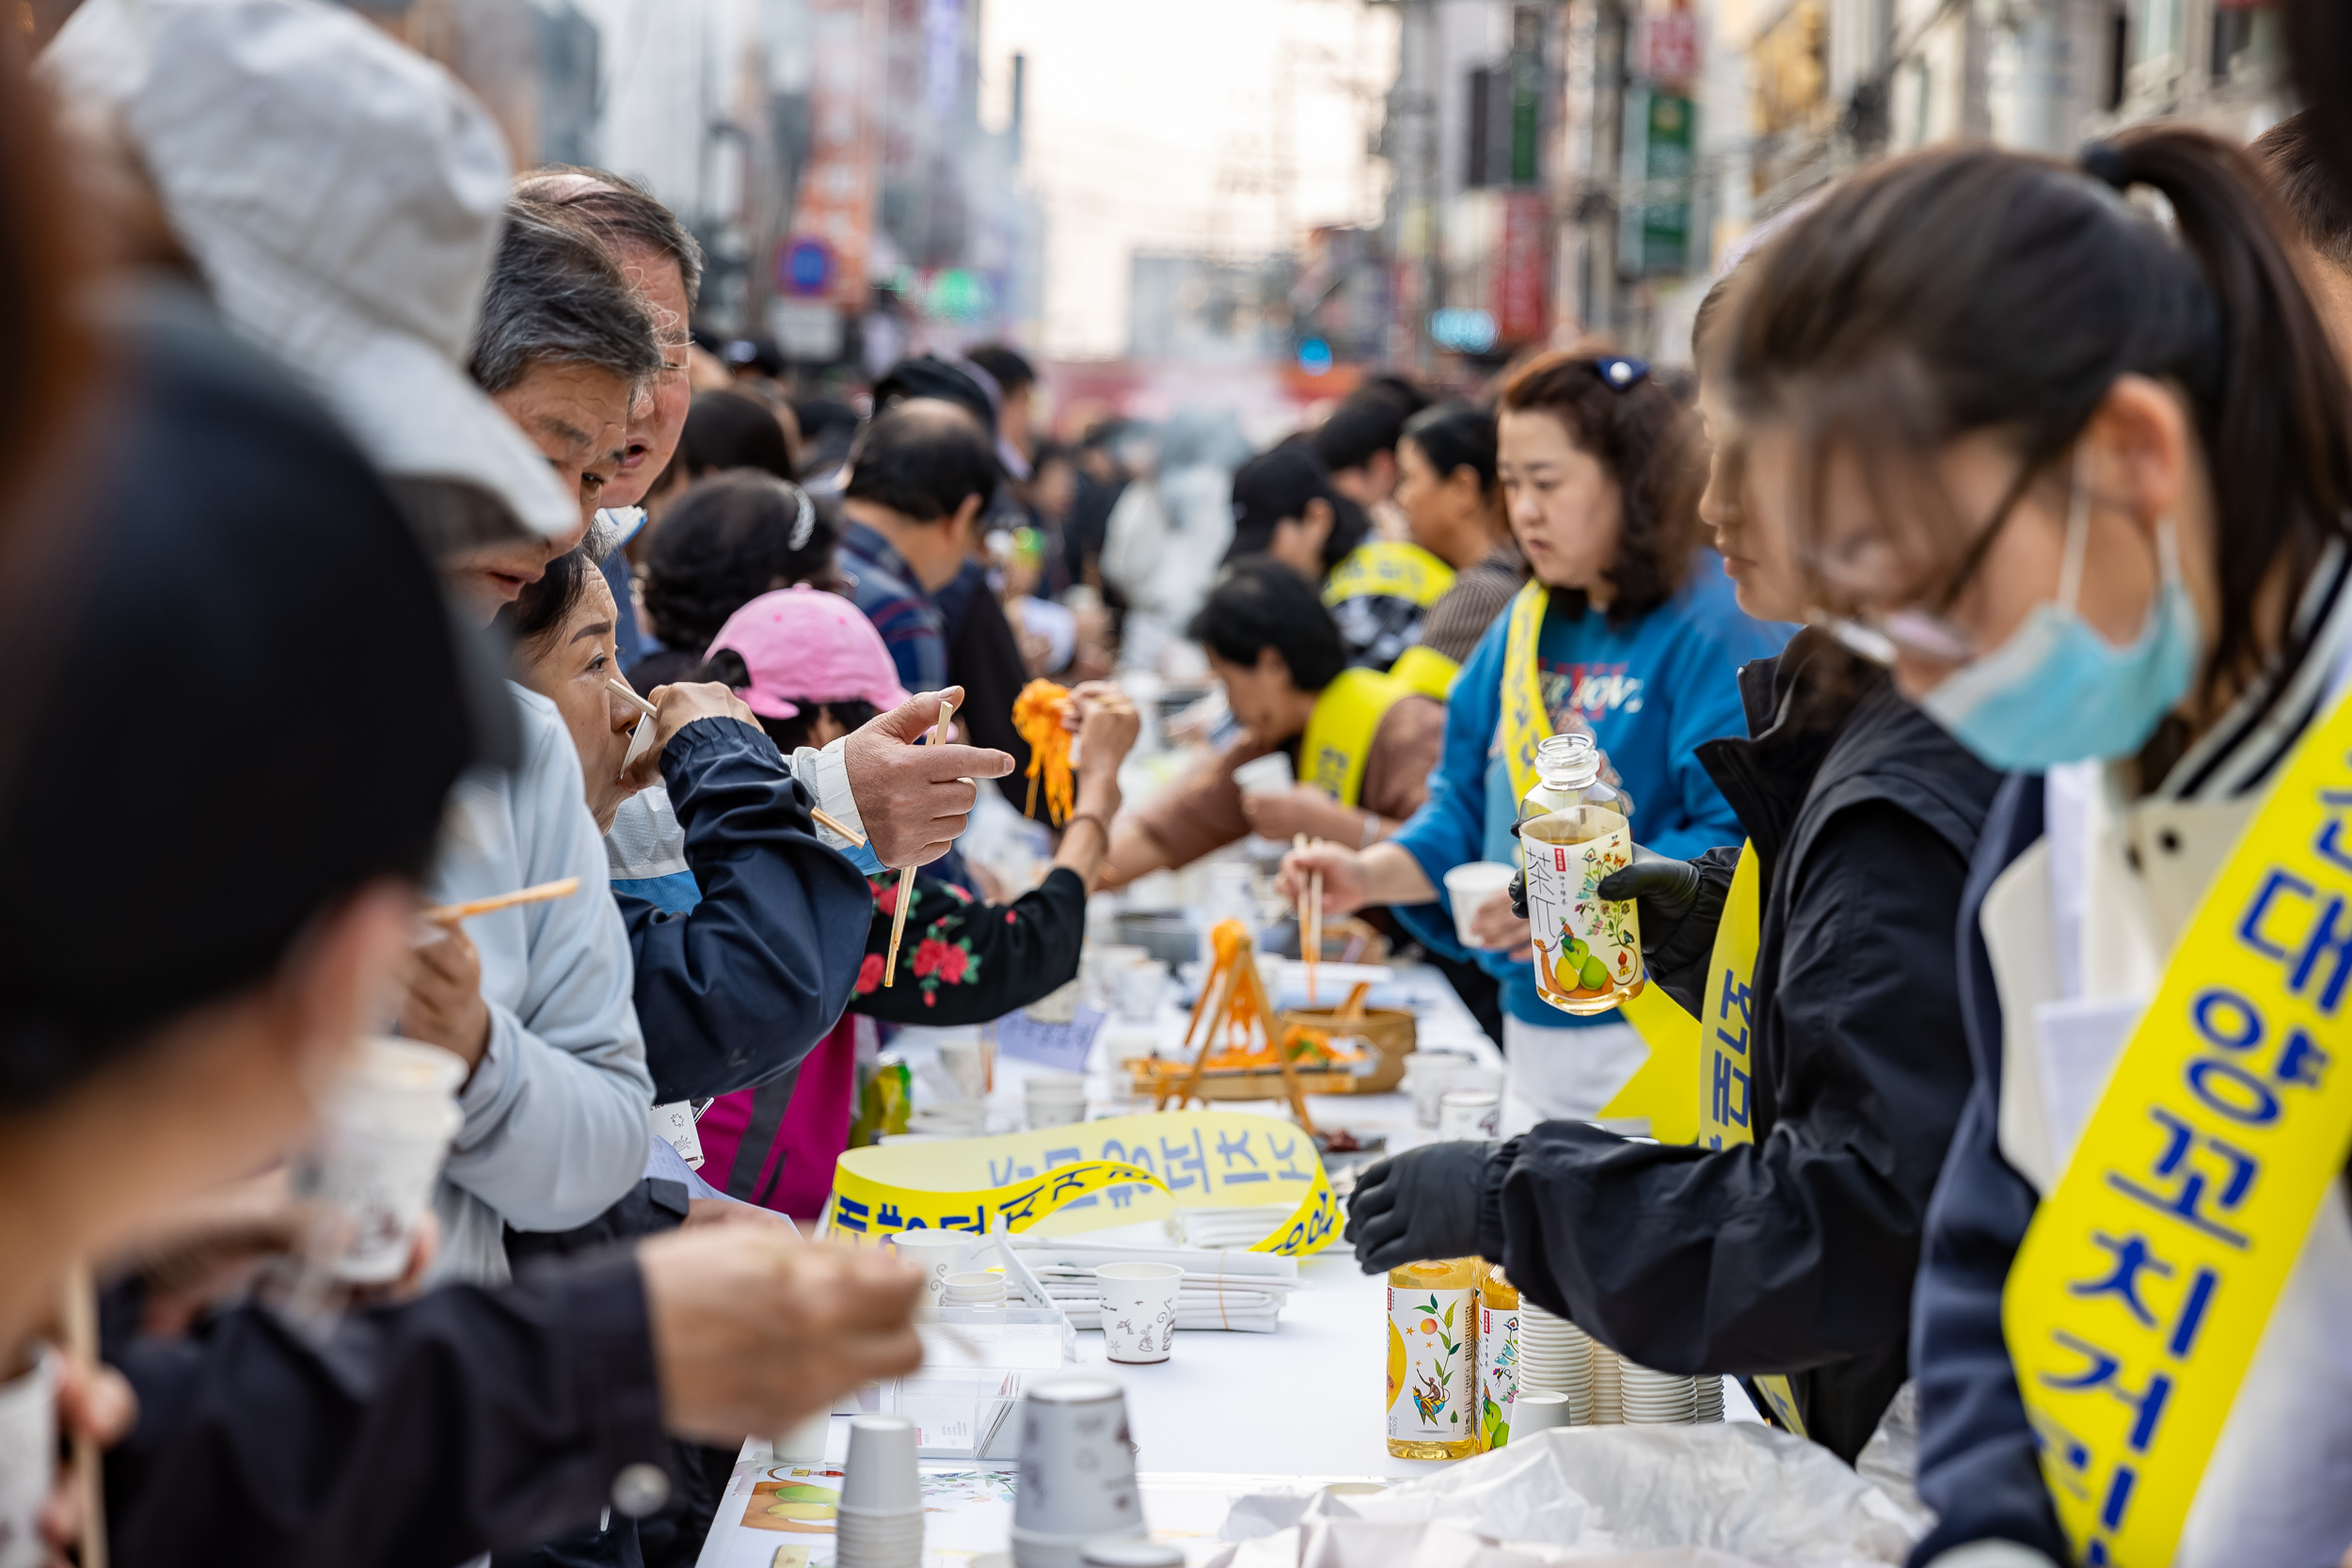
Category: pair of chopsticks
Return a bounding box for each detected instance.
[1294,833,1324,1006]
[606,677,866,847]
[883,699,957,986]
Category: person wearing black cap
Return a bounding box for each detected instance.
[1226,444,1456,675]
[1098,559,1446,888]
[1312,377,1426,527]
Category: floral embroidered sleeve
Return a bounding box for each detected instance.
[849,866,1088,1024]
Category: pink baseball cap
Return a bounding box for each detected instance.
[705,586,914,721]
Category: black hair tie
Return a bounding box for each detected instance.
[2080,140,2131,191]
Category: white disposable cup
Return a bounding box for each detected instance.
[1112,960,1166,1024]
[1405,1053,1475,1128]
[939,1037,989,1100]
[1232,751,1295,798]
[1012,1377,1145,1560]
[1441,862,1518,948]
[0,1348,56,1568]
[1437,1088,1501,1142]
[1511,1390,1575,1435]
[842,1415,922,1512]
[1092,1261,1184,1365]
[889,1230,971,1307]
[1694,1376,1725,1423]
[1081,946,1152,1008]
[292,1076,464,1284]
[911,1104,988,1137]
[1081,1543,1184,1568]
[943,1271,1009,1307]
[1026,1070,1089,1129]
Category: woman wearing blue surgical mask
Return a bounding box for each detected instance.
[1722,130,2352,1568]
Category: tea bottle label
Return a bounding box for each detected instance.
[1386,1286,1474,1441]
[1519,817,1639,1005]
[1478,1300,1519,1449]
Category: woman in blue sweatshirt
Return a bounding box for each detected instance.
[1283,352,1787,1127]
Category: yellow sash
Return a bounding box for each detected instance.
[1298,667,1409,807]
[1497,581,1806,1431]
[2004,689,2352,1567]
[1323,540,1455,611]
[821,1109,1342,1258]
[1389,642,1462,702]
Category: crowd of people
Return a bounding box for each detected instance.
[4,2,2352,1568]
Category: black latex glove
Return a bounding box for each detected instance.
[1594,846,1703,958]
[1343,1140,1499,1275]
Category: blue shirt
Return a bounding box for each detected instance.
[1390,558,1792,1025]
[838,520,947,692]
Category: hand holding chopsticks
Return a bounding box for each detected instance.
[1293,832,1324,1006]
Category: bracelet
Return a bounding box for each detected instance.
[1063,810,1110,844]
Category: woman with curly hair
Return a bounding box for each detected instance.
[1281,352,1788,1127]
[628,468,838,688]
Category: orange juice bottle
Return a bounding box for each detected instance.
[1475,1261,1520,1450]
[1387,1258,1479,1459]
[1518,734,1644,1015]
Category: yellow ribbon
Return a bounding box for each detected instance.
[821,1109,1342,1257]
[2005,689,2352,1566]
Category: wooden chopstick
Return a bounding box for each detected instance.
[421,877,581,926]
[60,1259,107,1568]
[606,677,660,719]
[1295,833,1322,1006]
[612,677,869,847]
[882,699,956,986]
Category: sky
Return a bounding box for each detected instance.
[977,0,1399,358]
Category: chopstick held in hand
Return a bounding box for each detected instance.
[422,878,580,927]
[883,699,957,986]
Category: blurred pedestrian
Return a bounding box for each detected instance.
[1387,402,1526,698]
[1314,376,1426,538]
[630,470,839,690]
[835,401,993,692]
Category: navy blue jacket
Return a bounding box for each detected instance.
[1474,632,2001,1463]
[1907,773,2068,1563]
[617,718,872,1102]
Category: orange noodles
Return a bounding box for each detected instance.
[1011,678,1075,824]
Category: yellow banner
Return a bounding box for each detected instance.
[2005,691,2352,1567]
[1499,580,1551,807]
[821,1109,1342,1257]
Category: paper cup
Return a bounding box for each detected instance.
[1403,1052,1473,1128]
[1111,960,1166,1024]
[1511,1390,1574,1435]
[291,1090,463,1284]
[943,1272,1009,1307]
[1232,751,1295,798]
[1440,862,1517,948]
[1437,1088,1501,1142]
[1694,1376,1725,1423]
[1012,1378,1145,1566]
[0,1348,56,1568]
[1081,1543,1184,1568]
[1093,1261,1183,1365]
[842,1415,922,1512]
[889,1230,971,1307]
[1026,1069,1089,1129]
[938,1035,989,1100]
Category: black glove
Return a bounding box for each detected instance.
[1594,846,1703,958]
[1343,1140,1499,1275]
[1508,869,1526,920]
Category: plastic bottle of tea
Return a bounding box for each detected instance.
[1518,733,1645,1015]
[1475,1261,1520,1451]
[1386,1258,1479,1459]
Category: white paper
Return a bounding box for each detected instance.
[2030,992,2144,1171]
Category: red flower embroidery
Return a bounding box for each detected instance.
[872,881,900,917]
[853,953,884,994]
[935,943,971,984]
[1005,911,1017,926]
[911,937,951,979]
[947,884,974,904]
[923,990,937,1007]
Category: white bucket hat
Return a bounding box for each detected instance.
[45,0,577,540]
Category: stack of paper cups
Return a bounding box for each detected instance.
[1589,1347,1623,1425]
[1025,1070,1088,1130]
[889,1230,970,1308]
[1693,1375,1725,1423]
[1619,1360,1698,1424]
[1514,1301,1594,1425]
[292,1037,466,1282]
[836,1415,924,1568]
[1081,1543,1184,1568]
[1012,1378,1146,1568]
